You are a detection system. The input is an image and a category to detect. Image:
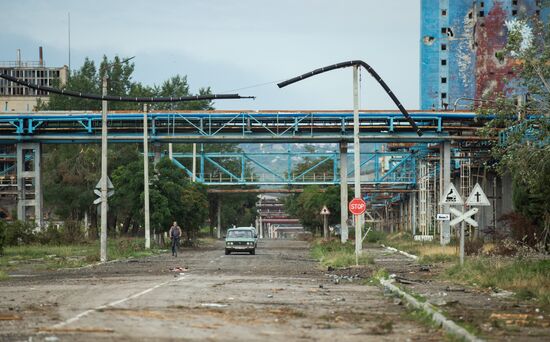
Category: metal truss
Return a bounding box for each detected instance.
[169,150,418,186]
[0,111,489,144]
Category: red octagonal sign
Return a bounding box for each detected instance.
[349,197,366,215]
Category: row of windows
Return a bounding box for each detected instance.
[0,87,49,95]
[0,69,60,78]
[442,1,541,19]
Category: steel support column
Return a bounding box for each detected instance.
[16,142,42,227]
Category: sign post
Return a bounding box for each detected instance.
[320,206,330,240]
[442,182,491,266]
[349,197,367,265]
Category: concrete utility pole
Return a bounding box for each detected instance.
[192,143,197,182]
[441,142,451,245]
[340,142,348,242]
[353,65,362,256]
[143,104,151,249]
[217,197,222,239]
[100,76,108,263]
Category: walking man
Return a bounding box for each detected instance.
[169,221,182,257]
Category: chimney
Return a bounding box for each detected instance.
[39,46,43,66]
[16,49,21,67]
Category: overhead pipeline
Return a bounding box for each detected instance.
[0,73,254,103]
[278,60,423,136]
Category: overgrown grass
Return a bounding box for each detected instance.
[444,257,550,307]
[0,238,162,272]
[311,239,373,268]
[381,232,458,263]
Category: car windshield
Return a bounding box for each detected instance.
[227,230,252,238]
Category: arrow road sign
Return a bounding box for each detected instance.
[95,176,115,190]
[466,183,491,206]
[440,183,463,205]
[449,207,478,227]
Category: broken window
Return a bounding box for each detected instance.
[441,92,447,99]
[512,10,517,16]
[441,27,447,34]
[479,11,484,17]
[512,0,518,5]
[441,77,447,84]
[441,59,447,66]
[441,44,447,51]
[441,9,447,16]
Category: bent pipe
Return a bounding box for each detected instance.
[278,60,423,136]
[0,73,254,103]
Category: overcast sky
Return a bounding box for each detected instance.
[1,0,420,110]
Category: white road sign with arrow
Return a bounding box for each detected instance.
[93,176,115,205]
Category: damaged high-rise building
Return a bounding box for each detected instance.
[420,0,549,110]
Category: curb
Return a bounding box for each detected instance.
[380,278,484,342]
[381,244,419,260]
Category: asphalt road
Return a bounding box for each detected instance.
[0,240,442,341]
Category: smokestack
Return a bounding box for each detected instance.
[16,49,21,67]
[39,46,43,66]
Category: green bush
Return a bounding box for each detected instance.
[0,221,6,255]
[4,221,35,246]
[365,230,387,243]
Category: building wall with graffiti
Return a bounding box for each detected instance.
[420,0,548,110]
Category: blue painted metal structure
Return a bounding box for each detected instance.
[0,111,488,143]
[167,150,417,186]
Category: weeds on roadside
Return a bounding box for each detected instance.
[0,238,162,271]
[310,239,373,268]
[444,257,550,307]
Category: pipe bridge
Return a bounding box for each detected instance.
[0,110,489,143]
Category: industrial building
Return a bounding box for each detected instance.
[420,0,548,110]
[0,48,68,112]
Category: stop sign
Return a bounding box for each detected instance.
[349,197,366,215]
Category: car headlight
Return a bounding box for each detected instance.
[247,242,253,245]
[227,242,233,246]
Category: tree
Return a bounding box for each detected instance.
[284,185,343,235]
[479,16,550,248]
[150,158,208,241]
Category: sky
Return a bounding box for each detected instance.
[1,0,420,111]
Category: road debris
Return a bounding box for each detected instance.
[169,266,188,273]
[0,314,22,320]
